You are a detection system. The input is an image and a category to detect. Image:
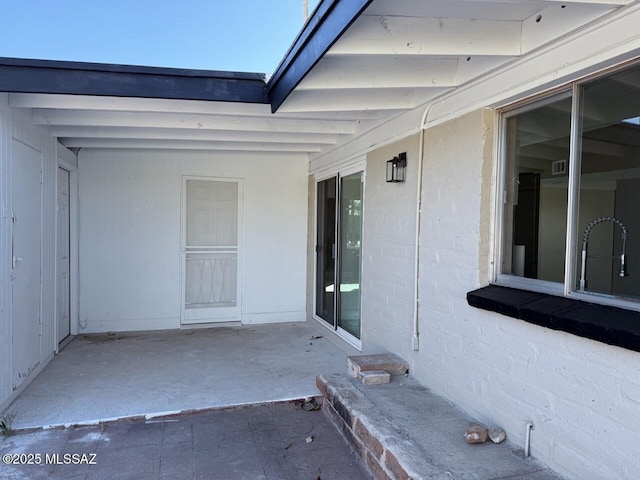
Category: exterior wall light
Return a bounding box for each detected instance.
[386,152,407,183]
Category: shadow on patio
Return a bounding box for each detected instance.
[4,322,350,430]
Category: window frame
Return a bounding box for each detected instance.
[494,60,640,312]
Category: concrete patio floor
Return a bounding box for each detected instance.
[3,322,351,430]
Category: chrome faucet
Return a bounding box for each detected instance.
[579,216,628,292]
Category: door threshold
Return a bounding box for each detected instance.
[313,316,362,352]
[180,321,242,330]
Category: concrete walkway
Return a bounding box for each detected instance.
[318,373,564,480]
[3,323,350,430]
[0,401,371,480]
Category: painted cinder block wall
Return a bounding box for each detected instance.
[360,108,640,480]
[361,134,419,361]
[78,149,309,333]
[0,97,66,409]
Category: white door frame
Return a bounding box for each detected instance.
[313,162,365,350]
[55,149,79,350]
[180,175,243,325]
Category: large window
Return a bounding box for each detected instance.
[500,61,640,305]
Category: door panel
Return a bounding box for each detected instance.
[337,173,363,339]
[315,178,336,324]
[11,139,42,387]
[182,179,240,324]
[315,171,363,343]
[57,167,71,343]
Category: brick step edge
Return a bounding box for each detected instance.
[316,373,445,480]
[359,370,391,385]
[347,354,409,378]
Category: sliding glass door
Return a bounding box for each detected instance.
[315,171,363,344]
[316,177,336,324]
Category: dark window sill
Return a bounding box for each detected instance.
[467,285,640,353]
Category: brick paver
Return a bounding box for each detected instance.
[0,402,371,480]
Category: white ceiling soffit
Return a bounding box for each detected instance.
[9,93,387,153]
[277,0,626,115]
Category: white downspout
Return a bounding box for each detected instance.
[412,103,433,351]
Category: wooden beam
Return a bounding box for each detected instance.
[329,16,522,56]
[540,0,626,4]
[49,126,338,145]
[9,93,273,116]
[268,0,374,112]
[32,109,357,135]
[521,3,620,53]
[275,87,449,113]
[8,93,385,120]
[58,138,321,152]
[297,56,459,89]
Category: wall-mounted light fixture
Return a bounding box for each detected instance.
[386,152,407,183]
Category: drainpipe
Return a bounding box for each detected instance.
[412,103,432,351]
[412,94,456,351]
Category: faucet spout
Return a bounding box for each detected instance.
[620,255,628,277]
[579,216,628,292]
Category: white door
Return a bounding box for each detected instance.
[182,178,241,324]
[11,139,42,387]
[56,167,71,343]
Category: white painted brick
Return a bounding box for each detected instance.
[359,108,640,479]
[553,439,627,480]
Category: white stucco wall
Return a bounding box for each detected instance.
[359,108,640,480]
[78,149,308,333]
[0,98,62,409]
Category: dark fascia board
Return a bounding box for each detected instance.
[267,0,373,113]
[0,57,269,103]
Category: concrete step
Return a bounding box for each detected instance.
[316,373,564,480]
[347,353,409,379]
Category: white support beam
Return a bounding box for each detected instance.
[540,0,626,4]
[330,16,522,57]
[48,126,338,145]
[32,109,357,135]
[9,93,272,116]
[363,0,625,22]
[456,56,517,85]
[297,56,459,90]
[8,93,384,121]
[521,3,619,53]
[57,138,322,152]
[417,1,640,130]
[278,87,449,113]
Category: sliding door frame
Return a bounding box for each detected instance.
[313,163,365,350]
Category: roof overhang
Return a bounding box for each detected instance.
[267,0,374,112]
[1,0,634,157]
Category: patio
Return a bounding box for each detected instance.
[4,322,352,431]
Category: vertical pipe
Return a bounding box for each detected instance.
[412,105,430,351]
[524,422,533,458]
[412,128,425,351]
